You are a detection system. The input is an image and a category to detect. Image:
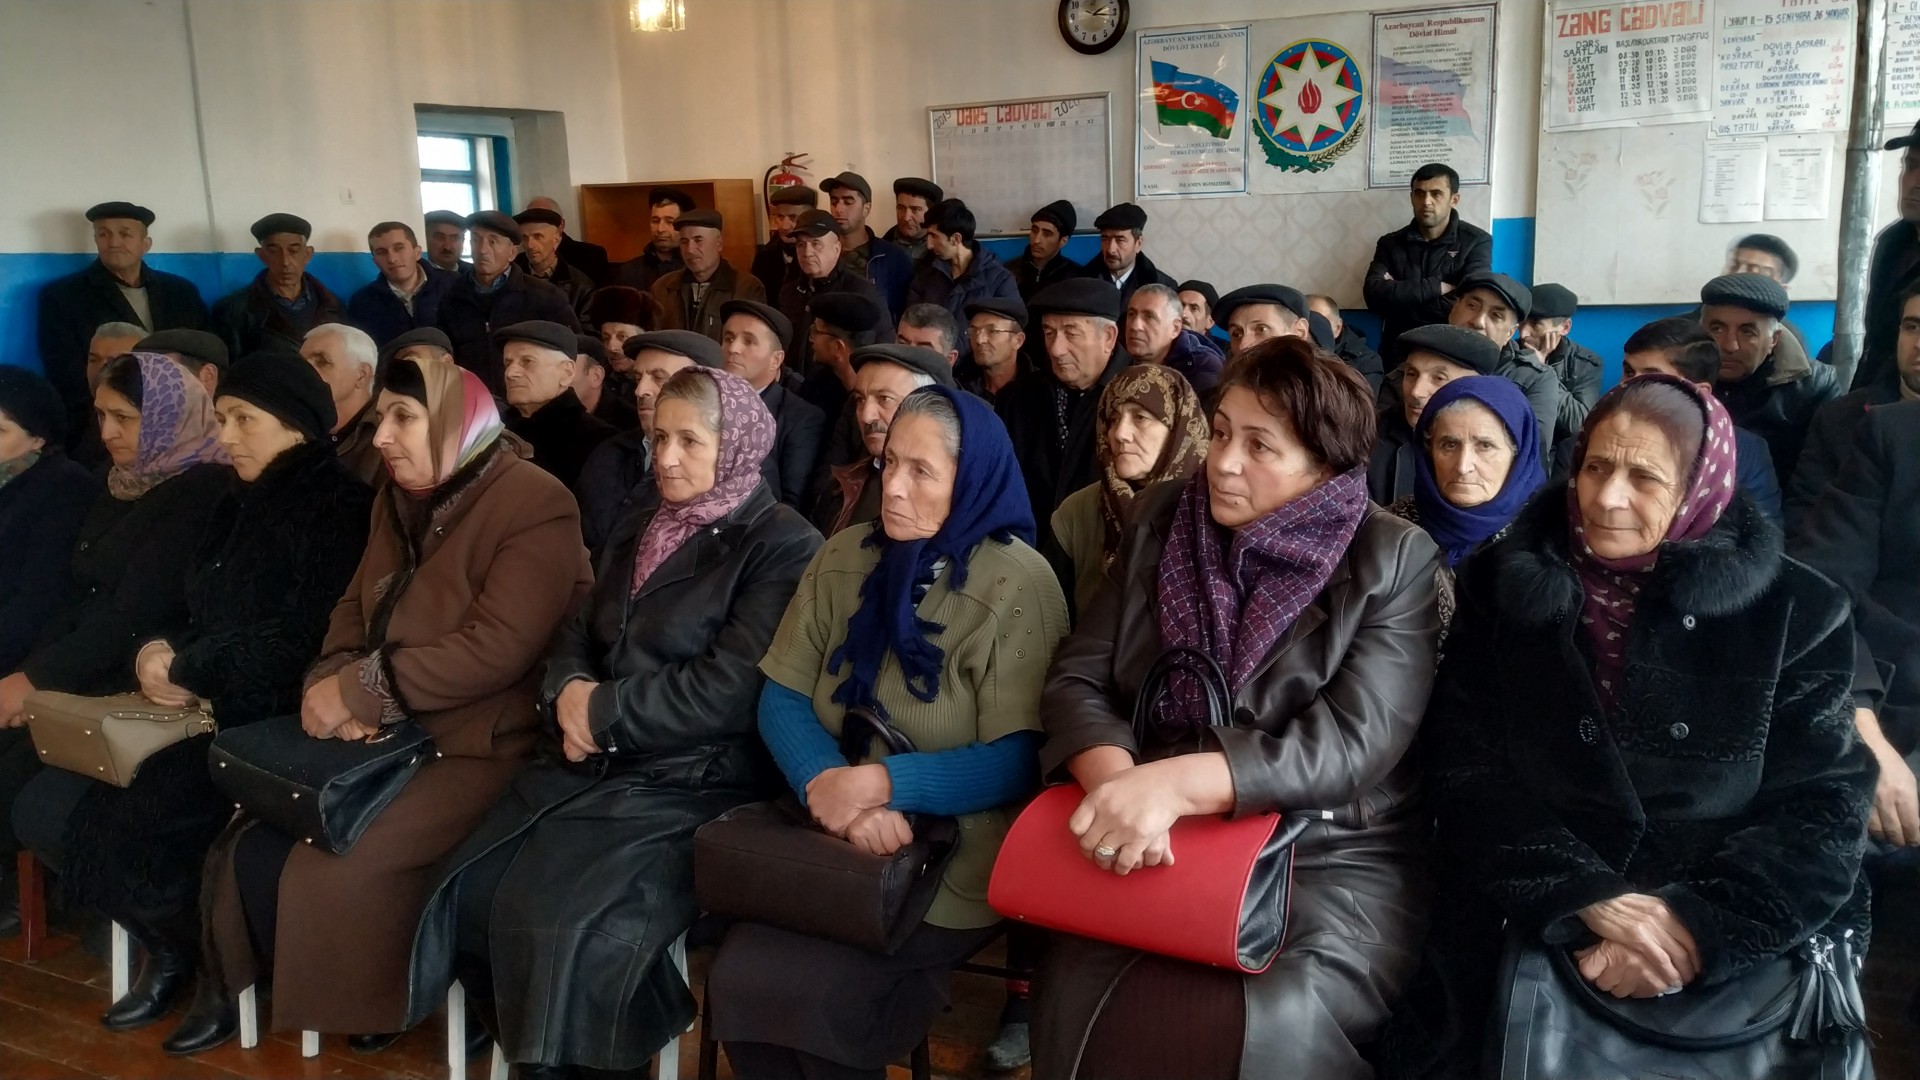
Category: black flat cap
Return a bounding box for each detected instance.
[1700,273,1790,320]
[1031,199,1076,235]
[810,291,885,334]
[575,334,608,368]
[964,296,1028,324]
[135,329,229,371]
[623,329,723,368]
[1093,202,1148,232]
[820,172,872,201]
[1530,283,1577,320]
[512,208,565,229]
[0,366,66,444]
[424,209,467,229]
[1455,271,1531,320]
[251,213,311,242]
[1889,119,1920,150]
[719,299,792,345]
[490,320,578,356]
[1213,284,1308,326]
[1307,311,1336,350]
[588,286,654,328]
[852,344,957,389]
[789,209,839,238]
[382,327,454,360]
[769,185,819,208]
[1177,280,1219,310]
[675,209,723,231]
[1030,279,1122,322]
[1397,323,1502,376]
[220,350,337,442]
[893,177,943,203]
[86,202,154,226]
[466,210,521,243]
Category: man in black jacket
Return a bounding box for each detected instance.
[347,221,456,347]
[514,208,596,320]
[1855,124,1920,392]
[775,210,894,377]
[752,185,817,299]
[436,210,581,395]
[1519,282,1603,439]
[1702,272,1841,481]
[718,299,825,508]
[210,213,347,360]
[616,188,692,292]
[496,320,615,494]
[37,202,210,443]
[1362,162,1492,351]
[1306,293,1384,394]
[1011,200,1083,300]
[1789,282,1919,530]
[1077,202,1176,307]
[524,196,611,286]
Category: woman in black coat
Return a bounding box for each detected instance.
[0,368,98,675]
[1378,375,1876,1079]
[10,353,370,1045]
[405,366,819,1077]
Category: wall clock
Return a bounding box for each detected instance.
[1058,0,1127,56]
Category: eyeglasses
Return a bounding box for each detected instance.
[969,327,1019,340]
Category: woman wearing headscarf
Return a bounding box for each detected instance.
[401,367,820,1078]
[9,352,373,1045]
[1034,337,1443,1080]
[706,385,1069,1080]
[1388,375,1545,629]
[180,359,592,1054]
[1050,364,1210,617]
[1377,375,1875,1079]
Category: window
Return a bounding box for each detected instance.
[417,131,514,255]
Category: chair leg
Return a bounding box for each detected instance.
[911,1038,931,1080]
[16,852,45,963]
[696,983,719,1080]
[109,921,132,1002]
[446,980,468,1080]
[301,1030,320,1058]
[489,1041,508,1080]
[238,984,259,1049]
[658,932,689,1080]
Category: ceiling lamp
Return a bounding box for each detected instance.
[630,0,685,32]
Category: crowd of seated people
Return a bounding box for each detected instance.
[0,153,1913,1080]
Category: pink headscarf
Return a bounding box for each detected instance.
[629,368,776,594]
[105,352,230,501]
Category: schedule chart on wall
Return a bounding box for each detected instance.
[928,93,1113,238]
[1544,1,1712,130]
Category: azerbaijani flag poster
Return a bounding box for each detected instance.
[1137,25,1249,197]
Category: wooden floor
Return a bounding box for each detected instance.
[4,863,1918,1080]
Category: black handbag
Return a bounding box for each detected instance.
[1488,927,1872,1080]
[692,704,959,956]
[209,716,437,855]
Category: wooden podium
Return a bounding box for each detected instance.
[577,179,759,279]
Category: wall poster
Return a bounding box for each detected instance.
[1369,5,1498,188]
[1136,26,1250,197]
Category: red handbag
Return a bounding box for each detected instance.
[987,647,1321,974]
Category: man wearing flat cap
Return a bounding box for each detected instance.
[1369,323,1503,504]
[576,330,725,555]
[211,213,347,361]
[137,328,229,398]
[777,210,896,379]
[1177,279,1221,339]
[525,196,612,286]
[809,344,956,538]
[653,210,766,343]
[1213,284,1312,361]
[719,299,824,507]
[1078,202,1176,308]
[423,210,471,275]
[1702,272,1840,480]
[961,296,1030,402]
[495,320,616,493]
[514,208,596,320]
[616,189,695,293]
[299,322,383,486]
[752,185,819,299]
[822,171,913,318]
[436,210,581,395]
[793,290,887,427]
[1519,282,1603,425]
[570,333,639,432]
[1306,293,1385,394]
[1362,161,1493,352]
[884,178,944,264]
[37,202,211,448]
[347,221,457,347]
[1012,200,1083,300]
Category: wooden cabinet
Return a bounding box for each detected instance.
[577,179,759,279]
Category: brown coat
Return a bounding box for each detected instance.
[652,260,766,342]
[1032,480,1442,1080]
[205,442,592,1034]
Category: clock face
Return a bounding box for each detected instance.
[1060,0,1127,55]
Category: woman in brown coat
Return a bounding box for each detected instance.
[1032,338,1443,1080]
[173,358,591,1053]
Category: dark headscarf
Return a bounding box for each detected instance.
[1412,376,1544,566]
[218,350,338,443]
[1095,365,1209,568]
[827,386,1035,709]
[0,366,65,446]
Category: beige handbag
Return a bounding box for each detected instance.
[23,692,216,788]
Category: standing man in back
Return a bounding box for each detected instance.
[652,210,765,342]
[752,185,818,298]
[1079,202,1176,307]
[884,177,943,264]
[1012,200,1082,300]
[514,207,596,320]
[616,188,693,292]
[210,213,345,358]
[1363,162,1491,351]
[821,171,912,319]
[523,196,611,286]
[436,210,581,394]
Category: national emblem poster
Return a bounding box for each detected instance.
[1136,25,1250,197]
[1369,5,1498,188]
[1247,14,1373,194]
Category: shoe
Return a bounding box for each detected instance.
[161,978,236,1056]
[984,1020,1031,1071]
[100,936,194,1031]
[467,1011,494,1057]
[349,1031,405,1054]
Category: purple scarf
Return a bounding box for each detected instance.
[630,369,775,594]
[1155,466,1369,731]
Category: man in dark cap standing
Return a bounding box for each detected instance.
[1078,202,1176,307]
[884,177,944,264]
[37,202,210,444]
[654,210,766,342]
[1702,272,1840,479]
[436,210,581,394]
[1012,200,1082,300]
[348,221,456,346]
[822,171,912,318]
[1362,162,1493,351]
[616,188,694,292]
[776,210,895,377]
[525,196,612,286]
[211,213,346,360]
[719,299,824,507]
[423,210,471,275]
[514,208,596,319]
[1519,282,1603,423]
[810,344,957,537]
[1369,323,1503,504]
[753,185,819,298]
[1305,293,1384,393]
[577,330,725,555]
[495,320,616,492]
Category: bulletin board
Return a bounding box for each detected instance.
[928,93,1114,238]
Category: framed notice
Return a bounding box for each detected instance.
[1136,25,1251,197]
[1369,5,1498,188]
[1711,0,1854,138]
[929,94,1113,238]
[1544,0,1712,131]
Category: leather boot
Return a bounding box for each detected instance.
[348,1031,405,1054]
[161,976,236,1056]
[100,924,194,1031]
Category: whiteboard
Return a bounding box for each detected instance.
[929,93,1114,238]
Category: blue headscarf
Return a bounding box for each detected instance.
[827,386,1036,709]
[1411,376,1544,566]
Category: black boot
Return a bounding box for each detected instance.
[100,924,194,1031]
[349,1031,405,1053]
[161,976,236,1056]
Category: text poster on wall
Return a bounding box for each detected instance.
[1544,1,1712,131]
[1369,5,1498,188]
[929,94,1113,237]
[1246,14,1373,194]
[1885,0,1920,127]
[1711,0,1854,137]
[1136,26,1250,197]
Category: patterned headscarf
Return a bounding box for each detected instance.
[1411,376,1545,567]
[385,359,505,494]
[105,352,230,501]
[630,367,776,594]
[1566,373,1739,713]
[1095,364,1209,569]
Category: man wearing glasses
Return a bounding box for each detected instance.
[960,297,1030,402]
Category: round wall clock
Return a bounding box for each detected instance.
[1058,0,1128,56]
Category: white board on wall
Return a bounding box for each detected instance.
[928,94,1114,238]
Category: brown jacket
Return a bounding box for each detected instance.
[206,442,592,1033]
[651,260,766,342]
[1033,480,1442,1080]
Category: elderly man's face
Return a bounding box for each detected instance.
[1226,303,1305,359]
[257,232,312,292]
[601,323,643,371]
[369,228,423,284]
[1402,350,1478,429]
[649,202,682,252]
[86,330,145,388]
[1449,287,1518,344]
[853,361,922,460]
[501,341,576,415]
[1702,304,1780,383]
[1179,291,1213,333]
[968,314,1024,370]
[426,223,466,267]
[1043,313,1117,391]
[92,219,151,278]
[633,349,695,429]
[1727,246,1788,283]
[794,232,841,279]
[1124,292,1182,363]
[1099,229,1142,274]
[470,229,518,278]
[679,226,723,279]
[300,331,371,420]
[829,189,870,234]
[895,195,931,242]
[520,223,562,272]
[1519,316,1570,358]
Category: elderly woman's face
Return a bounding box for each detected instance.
[1207,385,1331,530]
[94,385,141,468]
[880,412,956,542]
[371,390,436,490]
[1576,411,1687,560]
[0,410,45,466]
[215,397,305,483]
[1428,401,1515,509]
[1107,402,1170,483]
[652,396,720,504]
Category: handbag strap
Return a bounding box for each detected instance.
[1131,646,1233,744]
[1547,943,1795,1051]
[838,702,918,763]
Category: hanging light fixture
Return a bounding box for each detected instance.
[630,0,685,32]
